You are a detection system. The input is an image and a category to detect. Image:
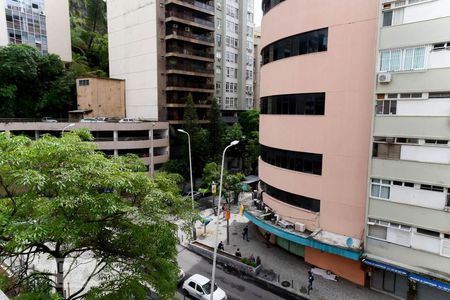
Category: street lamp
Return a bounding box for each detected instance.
[177,129,196,240]
[61,123,75,133]
[210,140,239,300]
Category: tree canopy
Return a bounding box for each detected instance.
[0,131,191,299]
[0,45,76,118]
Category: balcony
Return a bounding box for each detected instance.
[165,0,214,16]
[165,10,214,30]
[166,45,214,61]
[166,62,214,77]
[166,79,214,93]
[166,29,214,46]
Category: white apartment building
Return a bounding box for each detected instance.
[0,0,72,62]
[215,0,255,121]
[364,0,450,299]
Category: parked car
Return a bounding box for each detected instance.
[80,118,105,123]
[42,117,57,123]
[96,117,108,122]
[183,191,202,200]
[178,268,185,285]
[119,118,141,123]
[182,274,227,300]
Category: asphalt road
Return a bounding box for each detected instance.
[176,245,286,300]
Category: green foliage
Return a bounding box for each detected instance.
[182,93,199,135]
[207,98,224,161]
[159,159,188,179]
[0,131,192,299]
[240,257,257,268]
[0,45,76,118]
[201,162,245,203]
[70,0,108,75]
[239,109,259,136]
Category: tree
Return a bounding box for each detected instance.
[201,163,245,204]
[207,98,224,161]
[238,109,259,136]
[0,45,76,118]
[0,131,192,299]
[182,93,199,135]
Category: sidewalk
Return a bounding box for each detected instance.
[188,193,394,300]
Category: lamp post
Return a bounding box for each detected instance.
[177,129,196,240]
[210,140,239,300]
[61,123,75,133]
[150,123,156,176]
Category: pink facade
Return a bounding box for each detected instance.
[260,0,378,241]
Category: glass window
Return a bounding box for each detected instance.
[261,145,322,175]
[260,181,320,212]
[260,93,325,115]
[383,11,393,26]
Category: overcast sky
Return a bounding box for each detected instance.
[254,0,262,26]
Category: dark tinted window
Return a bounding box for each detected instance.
[261,145,323,175]
[262,0,285,15]
[261,181,320,212]
[262,28,328,65]
[260,93,325,115]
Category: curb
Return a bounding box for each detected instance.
[184,242,307,300]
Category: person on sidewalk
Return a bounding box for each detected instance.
[264,231,271,248]
[249,254,256,264]
[235,248,242,257]
[307,270,314,295]
[242,225,249,241]
[218,241,224,251]
[256,256,261,266]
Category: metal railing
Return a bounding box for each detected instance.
[166,10,214,28]
[166,46,214,59]
[166,0,214,12]
[167,29,214,43]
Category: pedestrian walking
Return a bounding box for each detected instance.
[307,270,314,295]
[264,231,271,248]
[235,248,242,257]
[256,256,261,266]
[242,225,249,241]
[218,241,224,251]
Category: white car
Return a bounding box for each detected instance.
[42,117,57,123]
[182,274,227,300]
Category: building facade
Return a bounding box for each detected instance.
[0,0,72,62]
[253,26,261,111]
[0,122,169,174]
[364,0,450,298]
[214,0,254,121]
[107,0,215,123]
[251,0,378,285]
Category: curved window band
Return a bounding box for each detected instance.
[260,92,325,115]
[261,181,320,212]
[261,144,323,175]
[262,0,285,15]
[262,28,328,65]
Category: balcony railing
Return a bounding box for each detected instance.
[166,46,214,59]
[166,63,213,75]
[167,29,214,43]
[166,0,214,12]
[166,80,214,90]
[166,10,214,28]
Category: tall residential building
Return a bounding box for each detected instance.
[0,0,72,62]
[107,0,215,122]
[248,0,378,285]
[364,0,450,298]
[253,26,261,111]
[214,0,254,122]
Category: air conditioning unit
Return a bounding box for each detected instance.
[378,73,392,84]
[295,222,306,232]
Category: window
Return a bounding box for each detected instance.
[420,185,444,192]
[429,92,450,98]
[376,100,397,115]
[188,282,196,289]
[424,139,448,145]
[262,0,285,15]
[379,47,427,72]
[262,28,328,65]
[261,145,323,175]
[432,42,450,51]
[372,143,401,160]
[261,93,325,115]
[371,179,391,199]
[78,79,90,86]
[417,228,440,237]
[260,181,320,212]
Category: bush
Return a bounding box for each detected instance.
[240,257,257,268]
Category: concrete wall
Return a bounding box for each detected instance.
[305,247,365,286]
[374,116,450,139]
[46,0,72,62]
[380,16,450,49]
[372,158,450,187]
[107,0,159,120]
[395,98,450,116]
[377,68,450,93]
[369,199,450,232]
[77,78,126,118]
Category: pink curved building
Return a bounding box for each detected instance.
[251,0,378,285]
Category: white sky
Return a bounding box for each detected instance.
[254,0,263,26]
